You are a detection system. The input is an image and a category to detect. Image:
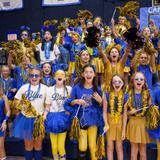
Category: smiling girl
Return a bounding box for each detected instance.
[72,50,91,84]
[44,69,72,160]
[103,75,128,160]
[41,62,55,87]
[124,72,151,160]
[98,44,130,91]
[13,67,48,160]
[69,64,103,160]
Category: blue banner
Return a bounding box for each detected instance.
[140,6,160,30]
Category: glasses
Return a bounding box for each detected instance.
[134,78,144,81]
[112,80,123,84]
[29,74,40,78]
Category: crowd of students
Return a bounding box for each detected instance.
[0,8,160,160]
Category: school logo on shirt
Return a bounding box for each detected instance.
[51,93,66,101]
[25,90,43,100]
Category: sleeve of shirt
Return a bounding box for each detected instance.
[105,92,109,103]
[70,85,77,99]
[124,93,129,104]
[14,85,24,100]
[13,66,19,75]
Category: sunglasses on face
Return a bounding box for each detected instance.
[29,74,40,78]
[134,78,144,81]
[112,80,123,85]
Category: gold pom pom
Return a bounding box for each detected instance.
[69,116,80,140]
[146,105,160,129]
[95,135,105,159]
[116,1,139,18]
[33,115,45,140]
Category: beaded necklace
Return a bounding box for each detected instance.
[44,41,52,60]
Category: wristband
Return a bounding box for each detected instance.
[4,115,9,122]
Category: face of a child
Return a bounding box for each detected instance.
[1,66,10,78]
[118,17,126,25]
[60,30,66,37]
[29,69,41,86]
[94,18,101,28]
[44,31,52,42]
[105,28,112,36]
[143,27,151,38]
[87,22,93,29]
[54,70,66,86]
[83,66,95,84]
[42,63,52,75]
[110,48,119,62]
[72,34,79,43]
[133,73,145,91]
[21,31,29,40]
[65,19,70,28]
[112,75,124,92]
[79,18,85,24]
[22,56,30,69]
[139,53,148,65]
[81,51,90,64]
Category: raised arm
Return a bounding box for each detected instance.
[120,44,131,65]
[7,51,16,70]
[111,18,118,39]
[98,44,109,64]
[149,53,156,73]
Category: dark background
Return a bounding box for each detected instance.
[0,0,152,42]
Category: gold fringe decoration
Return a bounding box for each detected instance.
[116,1,139,18]
[131,49,142,70]
[146,105,160,129]
[43,19,58,27]
[23,38,36,50]
[32,115,45,140]
[143,37,157,56]
[109,90,123,123]
[95,135,105,159]
[1,40,25,65]
[34,32,42,45]
[68,19,79,28]
[69,116,80,140]
[16,95,45,140]
[75,55,83,79]
[77,10,93,20]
